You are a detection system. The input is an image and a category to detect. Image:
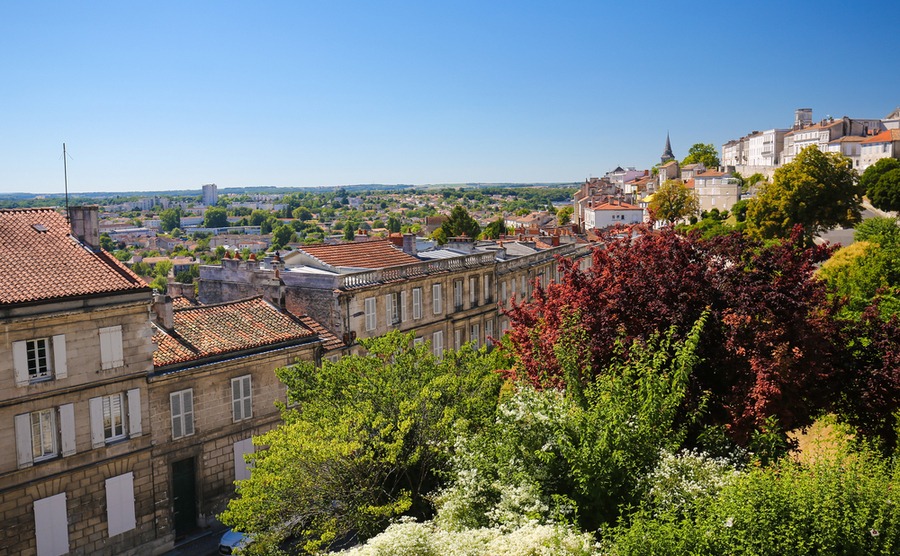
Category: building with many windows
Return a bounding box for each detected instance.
[199,235,592,357]
[0,207,162,555]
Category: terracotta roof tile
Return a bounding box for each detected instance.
[0,208,148,306]
[296,314,345,351]
[153,296,317,367]
[862,129,900,144]
[297,239,421,269]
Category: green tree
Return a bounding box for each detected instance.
[440,205,481,239]
[219,332,506,554]
[154,259,173,278]
[271,225,294,249]
[249,209,269,226]
[681,143,720,169]
[745,146,862,241]
[481,216,507,239]
[203,207,229,228]
[557,205,574,225]
[343,222,357,241]
[293,207,313,221]
[99,232,116,252]
[649,180,699,224]
[159,208,181,232]
[386,215,401,233]
[866,162,900,213]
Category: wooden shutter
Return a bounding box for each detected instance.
[105,473,136,537]
[34,492,69,556]
[59,404,76,457]
[13,341,28,386]
[15,413,33,468]
[52,335,67,379]
[89,397,105,448]
[127,389,142,437]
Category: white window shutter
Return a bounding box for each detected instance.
[15,413,33,469]
[105,472,136,537]
[89,397,105,448]
[52,335,67,379]
[400,291,408,322]
[127,389,142,437]
[59,404,76,457]
[385,294,392,323]
[233,438,254,482]
[13,341,28,386]
[100,326,124,369]
[34,492,69,556]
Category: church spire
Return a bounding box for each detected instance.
[660,132,675,164]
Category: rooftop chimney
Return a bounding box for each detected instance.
[68,205,100,251]
[151,292,174,329]
[402,233,417,256]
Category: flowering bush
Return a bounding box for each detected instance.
[337,518,599,556]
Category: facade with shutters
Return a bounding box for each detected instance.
[0,207,163,556]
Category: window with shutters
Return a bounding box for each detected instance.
[13,335,67,386]
[170,389,195,439]
[432,284,442,314]
[501,280,508,302]
[433,330,443,358]
[469,276,478,306]
[365,297,377,331]
[16,405,74,468]
[90,389,141,448]
[386,293,400,325]
[105,473,136,537]
[233,438,254,482]
[31,409,57,462]
[454,328,463,351]
[471,323,480,348]
[103,394,126,441]
[232,375,252,422]
[99,326,124,369]
[485,319,494,346]
[454,280,463,311]
[34,493,69,556]
[483,274,492,303]
[412,288,423,320]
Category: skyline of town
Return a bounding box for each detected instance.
[3,2,899,194]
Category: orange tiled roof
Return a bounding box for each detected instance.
[696,170,727,178]
[296,314,345,351]
[152,296,317,367]
[0,208,148,306]
[589,201,641,211]
[297,239,420,269]
[862,129,900,144]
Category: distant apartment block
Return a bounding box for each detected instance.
[202,183,218,206]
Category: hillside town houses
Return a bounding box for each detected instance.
[6,103,900,555]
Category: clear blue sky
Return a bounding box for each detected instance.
[2,1,898,194]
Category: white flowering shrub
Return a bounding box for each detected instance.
[337,518,599,556]
[642,449,740,516]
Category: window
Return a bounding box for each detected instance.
[364,297,377,331]
[99,326,124,370]
[31,409,57,461]
[386,293,399,325]
[13,335,67,385]
[413,337,424,346]
[471,323,480,348]
[170,389,195,439]
[90,389,141,448]
[15,404,75,468]
[234,438,254,482]
[432,284,442,314]
[34,493,69,556]
[232,375,252,422]
[485,319,494,346]
[483,274,492,303]
[412,288,423,320]
[469,276,478,306]
[454,280,463,311]
[400,291,408,322]
[105,473,136,537]
[454,328,463,351]
[501,280,507,302]
[433,330,443,358]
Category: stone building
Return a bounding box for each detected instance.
[0,207,163,555]
[199,237,592,357]
[147,295,331,541]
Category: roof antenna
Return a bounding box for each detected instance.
[63,142,70,223]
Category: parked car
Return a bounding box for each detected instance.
[218,529,250,555]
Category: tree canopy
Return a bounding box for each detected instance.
[649,180,699,224]
[203,206,229,228]
[440,205,481,240]
[220,333,506,554]
[862,158,900,213]
[745,146,862,241]
[480,216,507,239]
[681,143,720,169]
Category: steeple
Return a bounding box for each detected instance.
[660,132,675,164]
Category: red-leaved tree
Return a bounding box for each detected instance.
[504,224,841,442]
